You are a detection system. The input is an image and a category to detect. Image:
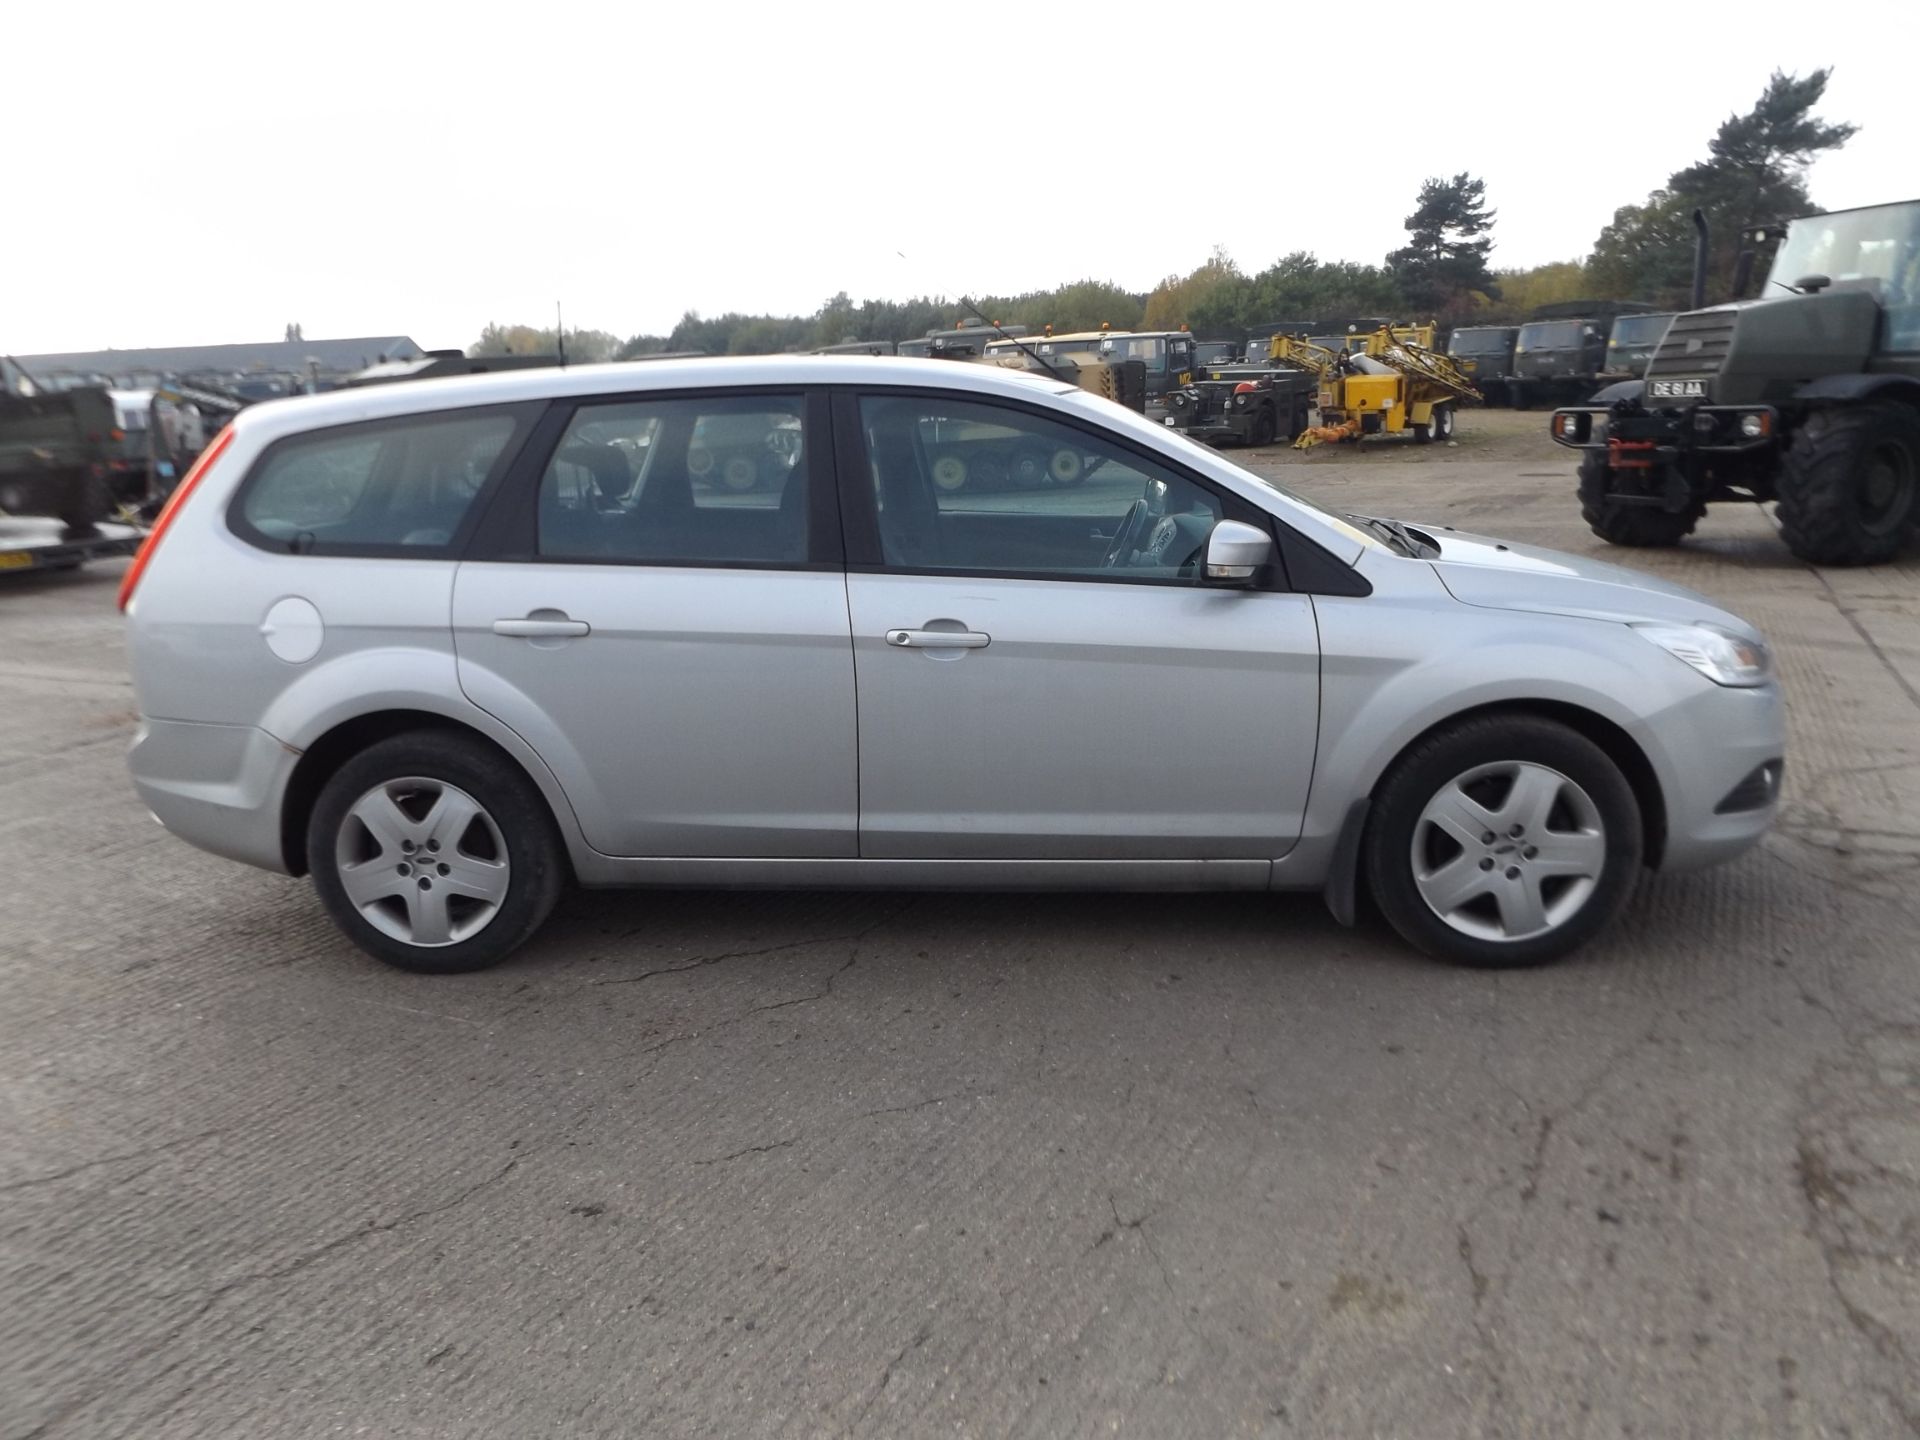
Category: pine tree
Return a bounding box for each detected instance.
[1386,174,1500,319]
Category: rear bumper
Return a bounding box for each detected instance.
[129,717,298,873]
[1642,680,1786,873]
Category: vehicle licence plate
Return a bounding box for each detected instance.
[0,552,34,570]
[1648,379,1707,399]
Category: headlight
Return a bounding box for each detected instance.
[1632,622,1772,687]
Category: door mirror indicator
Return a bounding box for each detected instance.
[1204,520,1272,584]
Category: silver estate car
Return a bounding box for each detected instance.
[122,357,1784,973]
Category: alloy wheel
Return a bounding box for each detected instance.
[1411,761,1605,942]
[335,777,511,947]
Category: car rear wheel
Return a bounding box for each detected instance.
[1365,714,1642,967]
[308,731,566,973]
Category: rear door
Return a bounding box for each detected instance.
[837,389,1321,860]
[452,390,856,858]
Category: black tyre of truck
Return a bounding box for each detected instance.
[1365,713,1643,969]
[1250,408,1277,447]
[1577,452,1703,547]
[55,470,112,540]
[1775,403,1920,566]
[308,731,567,974]
[1509,382,1532,411]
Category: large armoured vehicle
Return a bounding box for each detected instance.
[1445,326,1518,405]
[984,329,1201,412]
[898,319,1023,359]
[1508,301,1654,409]
[1552,200,1920,565]
[1597,312,1678,384]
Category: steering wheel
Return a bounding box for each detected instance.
[1102,499,1151,568]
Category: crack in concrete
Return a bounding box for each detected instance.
[23,1156,524,1437]
[0,1128,223,1194]
[843,1324,931,1436]
[692,1137,799,1166]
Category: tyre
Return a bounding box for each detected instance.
[1509,382,1531,412]
[1047,447,1086,486]
[1008,443,1050,490]
[1412,422,1432,444]
[719,453,760,492]
[1775,403,1920,566]
[1431,405,1455,442]
[1365,714,1643,968]
[56,470,112,539]
[931,452,969,492]
[308,731,566,974]
[1249,409,1277,448]
[1577,452,1703,547]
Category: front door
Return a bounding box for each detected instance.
[453,390,856,858]
[839,390,1320,860]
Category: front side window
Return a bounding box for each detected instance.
[537,395,808,565]
[238,409,517,551]
[859,395,1223,581]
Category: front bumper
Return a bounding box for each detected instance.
[129,718,300,873]
[1550,403,1779,457]
[1639,678,1786,873]
[1166,411,1258,445]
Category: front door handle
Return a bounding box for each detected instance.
[494,616,591,638]
[885,628,990,649]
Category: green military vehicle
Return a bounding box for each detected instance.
[1597,312,1679,383]
[1552,200,1920,565]
[1445,326,1518,405]
[1508,302,1654,409]
[0,383,148,572]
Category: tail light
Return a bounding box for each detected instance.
[118,425,235,613]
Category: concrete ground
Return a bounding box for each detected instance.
[4,410,1918,1438]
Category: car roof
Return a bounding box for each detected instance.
[230,355,1077,439]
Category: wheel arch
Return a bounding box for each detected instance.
[279,709,578,878]
[1366,698,1668,868]
[1792,374,1920,408]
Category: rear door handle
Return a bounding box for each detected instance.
[886,628,989,649]
[493,617,591,638]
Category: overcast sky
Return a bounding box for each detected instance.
[4,0,1909,355]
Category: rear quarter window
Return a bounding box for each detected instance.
[231,407,525,555]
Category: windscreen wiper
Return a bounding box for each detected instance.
[1350,514,1436,559]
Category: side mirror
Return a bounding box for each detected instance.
[1204,519,1272,584]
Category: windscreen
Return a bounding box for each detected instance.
[1768,203,1920,298]
[1608,315,1672,346]
[1517,321,1585,350]
[1448,329,1513,355]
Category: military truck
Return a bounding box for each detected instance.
[898,319,1022,359]
[0,384,149,572]
[1551,199,1920,566]
[1445,326,1518,405]
[1508,301,1654,409]
[1597,312,1678,383]
[1163,364,1316,447]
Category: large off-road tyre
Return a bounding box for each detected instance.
[1775,403,1920,566]
[308,731,567,974]
[1577,452,1703,547]
[1365,714,1643,969]
[1431,405,1456,442]
[1249,408,1277,447]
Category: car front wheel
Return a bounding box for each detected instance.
[1364,715,1642,967]
[308,731,566,973]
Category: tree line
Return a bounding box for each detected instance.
[471,70,1854,359]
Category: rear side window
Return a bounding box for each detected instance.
[537,395,809,565]
[234,409,519,554]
